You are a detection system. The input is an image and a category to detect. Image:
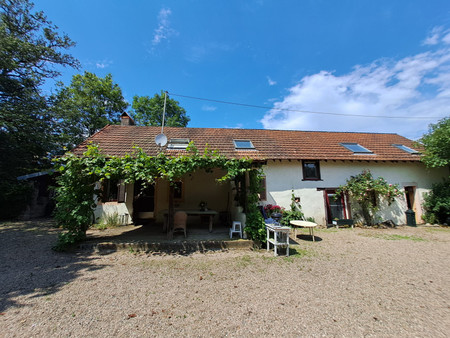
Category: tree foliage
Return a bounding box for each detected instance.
[419,117,450,169]
[0,0,78,99]
[131,91,190,127]
[53,143,254,249]
[422,178,450,224]
[0,0,78,219]
[52,72,128,151]
[336,170,403,226]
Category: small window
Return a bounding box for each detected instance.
[234,139,255,149]
[302,160,321,180]
[167,138,190,149]
[103,179,125,202]
[393,144,420,154]
[340,143,373,154]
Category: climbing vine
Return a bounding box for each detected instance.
[336,170,402,226]
[243,169,266,245]
[53,143,255,250]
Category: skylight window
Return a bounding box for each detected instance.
[167,138,190,149]
[234,140,255,149]
[393,144,420,154]
[340,143,373,154]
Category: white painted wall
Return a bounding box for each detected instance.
[94,183,134,224]
[262,160,448,226]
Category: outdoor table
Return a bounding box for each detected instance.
[163,210,218,232]
[266,224,290,256]
[290,220,317,242]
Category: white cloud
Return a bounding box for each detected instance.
[267,76,277,86]
[423,26,443,45]
[95,59,113,69]
[261,37,450,139]
[225,123,244,129]
[202,105,217,112]
[423,26,450,46]
[152,8,177,46]
[442,32,450,45]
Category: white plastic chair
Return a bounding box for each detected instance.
[173,211,187,237]
[229,221,242,239]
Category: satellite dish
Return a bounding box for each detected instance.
[155,133,168,147]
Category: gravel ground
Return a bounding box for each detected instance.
[1,220,449,337]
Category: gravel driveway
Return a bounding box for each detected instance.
[1,220,449,337]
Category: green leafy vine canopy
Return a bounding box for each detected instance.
[52,142,256,249]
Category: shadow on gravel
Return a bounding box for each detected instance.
[0,219,109,313]
[294,234,323,242]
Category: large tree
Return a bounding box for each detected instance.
[0,0,78,218]
[419,117,450,169]
[419,117,450,224]
[131,91,190,127]
[52,71,128,150]
[0,0,78,99]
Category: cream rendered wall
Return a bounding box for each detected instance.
[262,160,447,226]
[154,168,232,224]
[94,169,232,225]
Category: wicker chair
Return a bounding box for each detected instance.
[173,211,188,237]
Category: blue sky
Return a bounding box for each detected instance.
[36,0,450,139]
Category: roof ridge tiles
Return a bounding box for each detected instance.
[107,124,399,136]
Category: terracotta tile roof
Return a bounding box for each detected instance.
[72,125,423,162]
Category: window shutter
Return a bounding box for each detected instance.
[259,176,267,201]
[117,180,126,203]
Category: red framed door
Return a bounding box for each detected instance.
[324,189,350,224]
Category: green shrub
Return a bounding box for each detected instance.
[422,178,450,224]
[244,170,266,244]
[280,210,304,226]
[280,190,305,226]
[97,212,121,229]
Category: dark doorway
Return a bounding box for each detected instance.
[404,186,416,210]
[133,181,155,221]
[324,189,350,224]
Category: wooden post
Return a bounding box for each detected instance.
[167,184,174,239]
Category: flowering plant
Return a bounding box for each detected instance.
[336,170,402,226]
[264,204,285,217]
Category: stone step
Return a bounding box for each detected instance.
[78,239,254,254]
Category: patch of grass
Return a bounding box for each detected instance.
[289,246,313,257]
[261,255,277,263]
[94,223,108,230]
[382,234,425,241]
[315,228,339,233]
[361,233,425,241]
[236,254,253,267]
[261,245,315,263]
[425,227,450,233]
[94,212,122,230]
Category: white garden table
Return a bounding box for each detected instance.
[266,224,290,256]
[290,220,317,242]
